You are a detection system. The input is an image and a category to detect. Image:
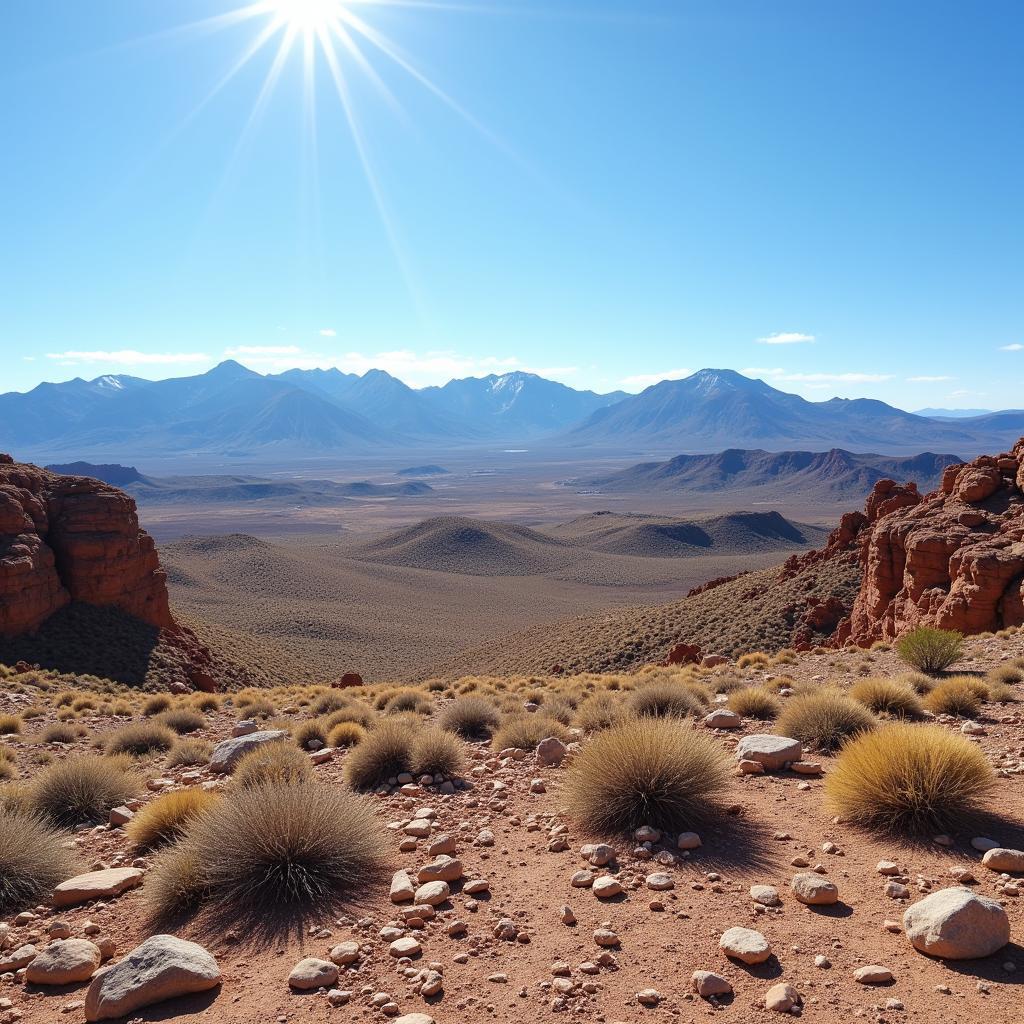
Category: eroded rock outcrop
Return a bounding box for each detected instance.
[840,438,1024,644]
[0,454,172,635]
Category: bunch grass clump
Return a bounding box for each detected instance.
[627,683,704,721]
[565,717,728,834]
[849,678,924,718]
[987,664,1024,685]
[575,692,623,732]
[146,783,387,922]
[142,694,172,717]
[293,719,328,751]
[896,626,963,674]
[826,723,994,833]
[727,686,780,720]
[344,719,416,791]
[0,809,76,913]
[105,722,177,757]
[924,678,983,718]
[438,696,501,739]
[491,714,570,753]
[167,738,212,767]
[126,790,221,849]
[156,708,205,735]
[0,714,22,736]
[410,728,463,779]
[775,689,876,753]
[326,721,365,748]
[30,755,139,826]
[41,723,80,744]
[233,741,312,789]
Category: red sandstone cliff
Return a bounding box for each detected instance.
[837,438,1024,645]
[0,454,174,635]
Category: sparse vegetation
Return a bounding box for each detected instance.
[566,717,728,834]
[326,721,366,748]
[491,714,570,753]
[0,809,76,914]
[167,738,212,767]
[293,718,328,751]
[156,707,205,735]
[142,694,172,717]
[896,626,964,674]
[775,689,876,752]
[127,790,222,849]
[575,692,623,732]
[0,714,22,736]
[628,682,704,720]
[410,728,464,778]
[345,719,416,791]
[826,723,994,832]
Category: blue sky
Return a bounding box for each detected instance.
[2,0,1021,406]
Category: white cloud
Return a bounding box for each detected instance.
[907,375,954,383]
[45,350,210,366]
[620,368,693,391]
[1000,343,1023,351]
[225,345,302,356]
[319,329,337,337]
[756,332,816,345]
[742,367,892,384]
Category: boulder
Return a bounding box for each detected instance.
[735,734,802,771]
[903,887,1010,959]
[764,983,801,1012]
[25,939,102,985]
[536,736,568,767]
[704,709,741,729]
[53,867,144,908]
[288,958,339,990]
[790,873,839,905]
[0,944,38,972]
[719,926,771,964]
[981,848,1024,873]
[84,935,220,1022]
[208,730,288,773]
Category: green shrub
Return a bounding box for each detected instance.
[896,627,963,674]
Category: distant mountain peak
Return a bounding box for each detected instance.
[206,359,259,380]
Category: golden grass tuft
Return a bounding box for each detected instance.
[0,714,22,736]
[146,783,388,922]
[987,663,1024,685]
[826,722,994,833]
[727,686,780,720]
[233,741,312,789]
[575,692,623,732]
[344,719,416,791]
[156,708,206,735]
[849,678,923,718]
[491,713,570,753]
[410,728,464,779]
[166,738,212,767]
[0,809,76,913]
[326,721,366,748]
[438,696,501,739]
[293,719,328,751]
[30,755,140,827]
[142,694,172,717]
[923,678,983,717]
[126,790,222,849]
[627,683,704,721]
[105,722,177,757]
[775,689,876,753]
[565,717,729,834]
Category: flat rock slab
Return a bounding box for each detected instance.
[25,939,102,985]
[903,887,1010,960]
[53,868,144,908]
[84,935,220,1022]
[735,734,802,771]
[208,730,288,773]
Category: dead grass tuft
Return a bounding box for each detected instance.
[775,689,876,753]
[127,790,222,849]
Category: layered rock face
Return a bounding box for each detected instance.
[0,454,173,636]
[841,438,1024,644]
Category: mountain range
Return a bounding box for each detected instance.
[3,362,1023,458]
[580,447,962,502]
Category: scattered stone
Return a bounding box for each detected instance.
[83,935,220,1022]
[720,927,771,964]
[289,958,339,990]
[904,888,1011,959]
[208,730,288,773]
[26,939,103,985]
[791,873,839,906]
[390,870,415,903]
[692,970,732,998]
[645,872,674,891]
[637,988,662,1006]
[735,734,802,771]
[581,843,616,867]
[704,709,741,729]
[536,736,568,767]
[877,861,900,875]
[592,875,624,899]
[764,983,801,1013]
[0,944,38,972]
[389,937,422,959]
[417,856,463,883]
[750,884,780,906]
[972,837,1000,852]
[328,941,360,966]
[414,881,450,906]
[982,848,1024,873]
[677,831,702,850]
[53,868,144,908]
[854,965,894,984]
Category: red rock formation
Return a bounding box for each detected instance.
[842,439,1024,644]
[665,642,702,665]
[0,454,173,634]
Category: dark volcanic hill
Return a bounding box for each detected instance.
[583,447,962,500]
[45,461,149,486]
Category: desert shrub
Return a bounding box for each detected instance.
[409,728,463,779]
[344,719,415,791]
[491,714,570,753]
[898,671,935,695]
[576,692,623,732]
[311,692,350,716]
[826,723,994,832]
[0,782,32,815]
[167,738,212,767]
[775,690,876,753]
[71,697,95,713]
[326,722,365,748]
[628,683,704,721]
[924,679,982,717]
[849,678,923,718]
[156,708,205,735]
[438,697,501,739]
[0,809,76,913]
[30,755,139,826]
[233,742,312,789]
[681,682,713,706]
[142,694,172,717]
[384,689,433,716]
[146,783,386,921]
[126,790,221,849]
[0,714,22,736]
[896,626,963,674]
[21,706,44,720]
[54,691,76,707]
[41,723,80,744]
[565,718,728,834]
[323,704,374,730]
[987,664,1024,685]
[727,687,780,720]
[105,722,176,757]
[987,680,1018,703]
[293,719,328,751]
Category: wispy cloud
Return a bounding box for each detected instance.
[756,332,815,345]
[225,345,302,356]
[46,350,210,366]
[907,375,954,383]
[743,367,892,384]
[620,368,693,391]
[319,328,337,337]
[1000,343,1023,351]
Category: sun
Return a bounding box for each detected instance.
[269,0,348,33]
